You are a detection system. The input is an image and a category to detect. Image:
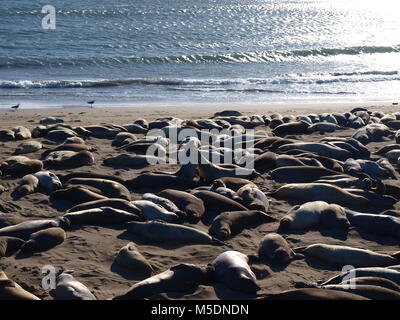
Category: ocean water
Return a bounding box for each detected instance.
[1,0,400,108]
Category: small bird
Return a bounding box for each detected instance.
[87,100,95,108]
[11,103,20,110]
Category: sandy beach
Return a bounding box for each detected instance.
[0,102,399,300]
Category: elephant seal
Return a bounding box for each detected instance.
[55,270,96,300]
[237,184,269,211]
[46,129,77,141]
[45,150,94,167]
[196,155,258,181]
[67,199,141,216]
[0,215,47,228]
[0,271,40,300]
[209,210,276,240]
[253,151,277,173]
[103,154,161,168]
[20,227,66,253]
[0,218,69,240]
[63,136,85,145]
[216,177,256,191]
[279,201,349,230]
[33,171,62,191]
[126,220,224,245]
[65,178,131,201]
[115,242,154,276]
[276,143,351,160]
[113,263,212,300]
[268,166,343,183]
[320,284,400,300]
[83,125,121,139]
[189,190,248,221]
[321,267,400,286]
[58,171,126,185]
[2,158,43,177]
[344,210,400,238]
[50,186,107,206]
[212,251,260,293]
[260,288,368,300]
[12,126,31,140]
[0,129,14,141]
[126,171,196,190]
[132,200,178,222]
[14,141,42,155]
[64,207,140,225]
[0,236,25,257]
[141,193,184,216]
[16,174,39,196]
[268,183,370,208]
[272,121,310,136]
[41,143,95,158]
[157,189,205,223]
[298,244,398,267]
[258,233,300,264]
[339,277,400,292]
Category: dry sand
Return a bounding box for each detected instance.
[0,102,399,300]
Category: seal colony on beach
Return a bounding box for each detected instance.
[1,106,400,300]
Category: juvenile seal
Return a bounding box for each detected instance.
[16,174,39,196]
[258,233,300,264]
[157,189,205,223]
[279,201,349,230]
[50,186,107,206]
[67,198,141,215]
[65,178,131,201]
[212,251,260,293]
[45,150,94,167]
[115,242,154,276]
[58,171,126,185]
[298,244,398,267]
[268,166,344,183]
[113,263,212,300]
[268,183,370,208]
[14,141,42,155]
[12,126,31,140]
[0,218,69,240]
[141,193,184,216]
[63,207,140,225]
[2,158,43,177]
[272,121,310,136]
[126,220,224,245]
[209,210,276,240]
[345,210,400,238]
[103,154,161,168]
[276,143,351,161]
[237,184,269,211]
[189,190,248,221]
[320,284,400,300]
[21,227,66,253]
[215,177,256,191]
[55,270,96,300]
[33,171,62,191]
[0,271,40,300]
[132,200,178,222]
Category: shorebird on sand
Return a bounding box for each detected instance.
[87,100,95,108]
[11,103,20,110]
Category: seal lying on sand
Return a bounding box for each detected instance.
[55,270,96,300]
[279,201,350,230]
[295,243,399,268]
[126,220,225,245]
[268,183,370,208]
[209,210,276,240]
[257,233,301,264]
[0,271,40,300]
[0,236,25,257]
[115,242,154,276]
[64,207,140,225]
[113,263,212,300]
[212,251,260,293]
